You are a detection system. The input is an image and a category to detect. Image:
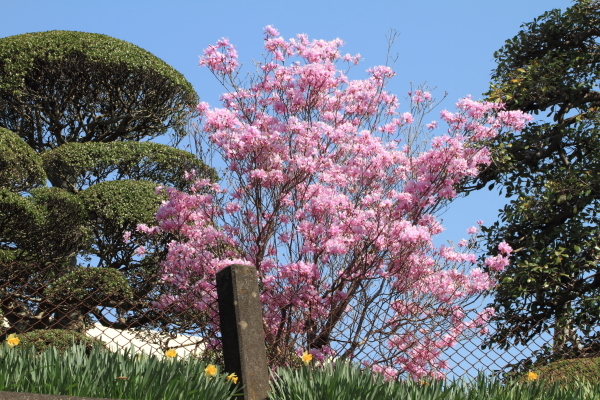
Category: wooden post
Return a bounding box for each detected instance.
[216,264,270,400]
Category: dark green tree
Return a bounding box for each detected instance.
[466,0,600,363]
[0,31,217,351]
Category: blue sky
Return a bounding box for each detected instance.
[0,0,569,244]
[1,0,571,377]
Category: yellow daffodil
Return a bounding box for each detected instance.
[6,334,19,348]
[301,350,313,366]
[204,364,217,378]
[165,349,177,358]
[226,373,238,384]
[527,371,538,381]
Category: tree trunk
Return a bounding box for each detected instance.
[553,301,581,359]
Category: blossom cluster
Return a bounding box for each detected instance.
[135,27,529,379]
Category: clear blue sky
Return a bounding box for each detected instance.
[1,0,572,378]
[0,0,569,244]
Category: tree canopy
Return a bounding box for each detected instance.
[143,27,531,377]
[0,31,216,352]
[0,30,198,151]
[469,0,600,364]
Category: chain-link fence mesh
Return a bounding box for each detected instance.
[2,260,599,382]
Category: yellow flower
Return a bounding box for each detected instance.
[301,350,313,366]
[6,334,19,348]
[204,364,217,378]
[527,371,539,381]
[226,373,238,384]
[165,349,177,358]
[418,380,430,386]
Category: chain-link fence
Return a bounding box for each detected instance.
[2,260,599,382]
[0,260,219,362]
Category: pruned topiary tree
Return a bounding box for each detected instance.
[0,30,197,151]
[0,31,217,354]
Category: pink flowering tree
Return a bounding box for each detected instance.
[135,26,531,379]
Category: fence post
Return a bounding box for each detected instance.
[216,264,270,400]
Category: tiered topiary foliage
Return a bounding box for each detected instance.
[0,30,197,150]
[0,31,216,353]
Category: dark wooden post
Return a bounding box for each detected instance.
[216,264,270,400]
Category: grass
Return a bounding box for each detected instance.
[1,340,600,400]
[271,361,600,400]
[518,357,600,387]
[0,341,241,400]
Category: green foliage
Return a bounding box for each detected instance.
[0,30,193,95]
[45,268,134,306]
[487,0,600,113]
[468,0,600,359]
[2,343,600,400]
[0,30,218,344]
[520,357,600,388]
[28,187,91,254]
[16,329,107,355]
[0,342,242,399]
[0,30,199,151]
[270,362,600,400]
[0,188,45,240]
[79,180,164,227]
[77,179,168,277]
[42,141,218,192]
[0,187,89,265]
[0,127,46,192]
[271,361,426,400]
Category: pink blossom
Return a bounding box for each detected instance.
[142,27,532,379]
[426,121,438,130]
[225,202,240,213]
[367,65,396,81]
[196,102,210,114]
[199,37,239,74]
[496,110,533,131]
[342,53,361,65]
[263,25,280,38]
[411,90,432,103]
[485,255,510,272]
[183,169,197,181]
[497,241,513,255]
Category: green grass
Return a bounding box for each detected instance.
[519,357,600,387]
[271,361,600,400]
[2,341,600,400]
[0,341,242,400]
